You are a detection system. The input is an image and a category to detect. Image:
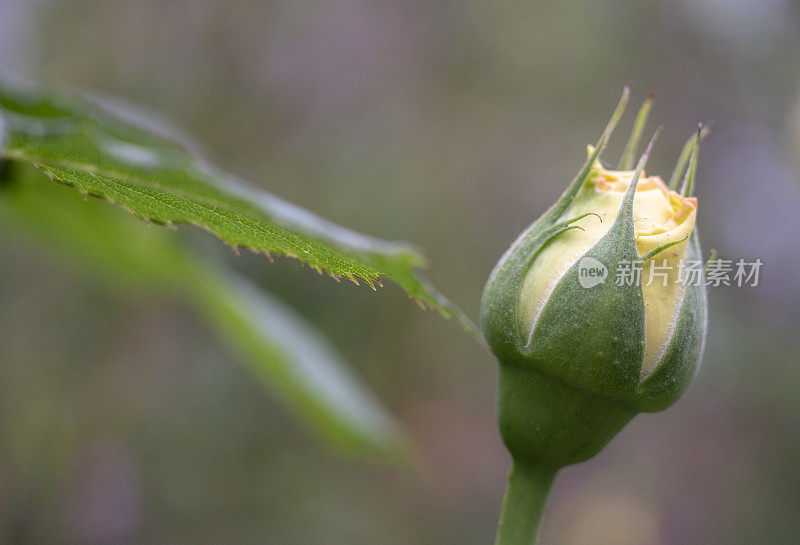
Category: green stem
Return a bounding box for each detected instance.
[494,462,557,545]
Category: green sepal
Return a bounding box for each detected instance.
[521,138,654,399]
[481,88,628,360]
[617,91,656,170]
[680,126,702,197]
[523,229,644,396]
[669,124,708,191]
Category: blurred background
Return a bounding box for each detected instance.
[1,1,799,543]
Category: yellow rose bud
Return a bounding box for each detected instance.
[518,155,698,375]
[481,87,710,545]
[481,87,708,469]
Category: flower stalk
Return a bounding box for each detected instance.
[494,462,556,545]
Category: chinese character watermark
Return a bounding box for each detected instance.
[576,255,763,289]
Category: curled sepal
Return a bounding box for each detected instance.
[639,233,690,262]
[540,212,603,245]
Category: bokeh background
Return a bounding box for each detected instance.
[1,1,799,544]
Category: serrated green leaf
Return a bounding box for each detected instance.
[0,76,475,334]
[0,163,410,458]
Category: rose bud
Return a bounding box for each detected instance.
[482,87,708,545]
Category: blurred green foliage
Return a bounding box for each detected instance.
[0,162,408,458]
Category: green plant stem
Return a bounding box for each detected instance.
[494,461,557,545]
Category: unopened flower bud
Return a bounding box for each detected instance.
[482,88,708,469]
